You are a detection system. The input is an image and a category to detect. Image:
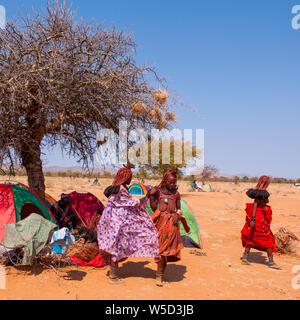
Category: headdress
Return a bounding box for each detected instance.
[112,162,135,186]
[246,175,271,200]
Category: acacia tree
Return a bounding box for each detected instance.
[138,140,202,177]
[197,165,219,184]
[0,1,175,199]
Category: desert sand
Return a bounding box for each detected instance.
[0,177,300,300]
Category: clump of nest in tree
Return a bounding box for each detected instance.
[148,107,177,129]
[156,119,168,130]
[164,111,176,122]
[153,89,168,105]
[149,107,162,121]
[131,102,147,115]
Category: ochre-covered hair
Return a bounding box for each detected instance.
[246,175,271,200]
[112,162,135,186]
[255,175,271,190]
[158,167,178,188]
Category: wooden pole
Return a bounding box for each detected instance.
[72,206,87,228]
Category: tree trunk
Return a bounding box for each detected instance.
[20,142,45,201]
[19,92,46,200]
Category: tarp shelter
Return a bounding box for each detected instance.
[0,183,56,241]
[1,213,57,265]
[145,198,202,249]
[128,182,149,196]
[68,191,105,227]
[202,183,212,192]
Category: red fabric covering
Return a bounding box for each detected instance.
[68,192,104,227]
[0,185,16,241]
[179,217,190,233]
[69,254,107,267]
[241,203,276,252]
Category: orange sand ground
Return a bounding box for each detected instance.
[1,177,300,300]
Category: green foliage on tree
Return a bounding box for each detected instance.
[140,139,202,177]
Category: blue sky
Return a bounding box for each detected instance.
[2,0,300,178]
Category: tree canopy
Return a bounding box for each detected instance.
[0,0,176,198]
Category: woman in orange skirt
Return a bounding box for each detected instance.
[148,168,184,286]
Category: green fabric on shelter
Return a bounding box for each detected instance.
[12,184,55,222]
[145,198,200,245]
[1,213,58,265]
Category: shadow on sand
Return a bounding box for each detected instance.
[119,261,187,283]
[62,270,87,281]
[13,265,45,276]
[11,264,87,280]
[246,252,268,265]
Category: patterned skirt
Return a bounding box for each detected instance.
[97,202,160,263]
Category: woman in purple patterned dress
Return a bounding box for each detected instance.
[97,163,159,284]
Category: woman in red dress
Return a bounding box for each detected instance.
[241,176,280,269]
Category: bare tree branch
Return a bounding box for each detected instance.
[0,0,177,198]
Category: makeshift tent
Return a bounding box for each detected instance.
[0,183,56,241]
[202,183,212,192]
[68,191,105,227]
[1,213,57,265]
[145,198,202,249]
[128,182,148,195]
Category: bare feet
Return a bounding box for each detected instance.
[109,277,126,285]
[156,269,164,287]
[108,265,126,284]
[241,258,251,265]
[241,254,251,265]
[156,279,163,287]
[266,261,281,269]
